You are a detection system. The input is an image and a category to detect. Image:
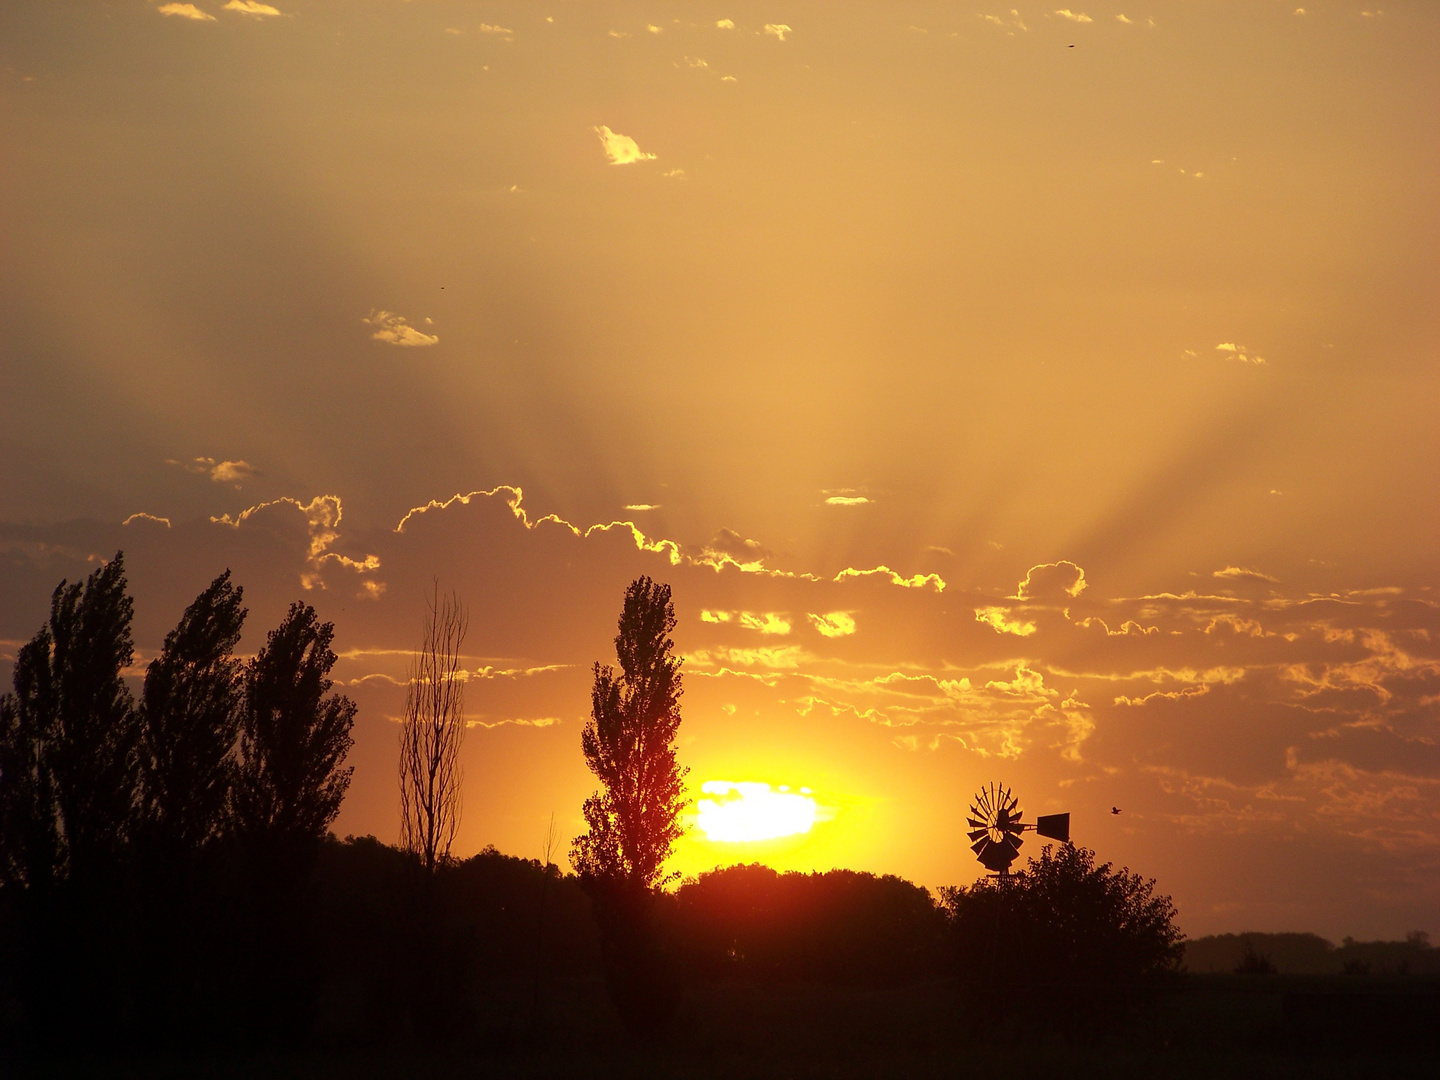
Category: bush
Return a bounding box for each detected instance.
[941,843,1184,1036]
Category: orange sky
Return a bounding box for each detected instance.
[2,1,1438,940]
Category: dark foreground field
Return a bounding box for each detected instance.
[6,974,1438,1080]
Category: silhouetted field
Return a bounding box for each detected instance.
[5,973,1439,1079]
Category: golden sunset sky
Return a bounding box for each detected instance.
[2,1,1438,939]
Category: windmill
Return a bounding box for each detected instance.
[966,781,1071,875]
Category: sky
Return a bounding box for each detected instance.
[2,1,1438,940]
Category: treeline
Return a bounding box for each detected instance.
[0,554,357,1047]
[1185,931,1440,976]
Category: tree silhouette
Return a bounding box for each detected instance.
[571,576,689,1040]
[233,601,355,847]
[571,576,688,892]
[942,842,1184,1035]
[231,600,357,1044]
[399,583,468,875]
[0,552,140,1038]
[139,570,247,856]
[134,570,248,1040]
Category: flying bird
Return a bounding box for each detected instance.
[1111,806,1122,815]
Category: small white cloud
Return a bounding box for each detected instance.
[1294,7,1306,13]
[662,168,687,178]
[608,29,631,38]
[1216,342,1266,364]
[720,75,737,82]
[624,503,660,511]
[687,56,709,67]
[1117,13,1133,23]
[158,4,216,20]
[825,496,871,506]
[594,125,656,165]
[763,24,792,41]
[646,24,663,34]
[363,310,439,347]
[1054,9,1093,23]
[717,19,735,30]
[444,27,463,36]
[478,23,514,39]
[808,612,856,638]
[222,1,282,16]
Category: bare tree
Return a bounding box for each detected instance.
[399,583,468,874]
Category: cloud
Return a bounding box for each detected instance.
[646,24,663,34]
[624,504,660,512]
[975,606,1038,637]
[1216,342,1266,364]
[808,612,856,638]
[363,310,439,347]
[477,23,514,39]
[122,513,171,528]
[1054,9,1093,22]
[1214,566,1279,584]
[716,19,735,30]
[700,609,732,623]
[158,4,216,20]
[739,612,792,635]
[980,10,1028,33]
[1012,560,1087,601]
[171,457,257,488]
[222,1,281,16]
[833,566,946,592]
[1117,14,1133,23]
[763,24,792,41]
[663,168,687,179]
[825,496,871,507]
[593,125,656,165]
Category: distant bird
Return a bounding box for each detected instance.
[1069,44,1075,48]
[1111,806,1122,815]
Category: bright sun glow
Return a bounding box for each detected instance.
[696,781,817,842]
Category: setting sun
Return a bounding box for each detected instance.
[696,781,818,843]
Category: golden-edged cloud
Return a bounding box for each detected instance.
[159,4,216,20]
[763,24,792,41]
[1054,9,1093,22]
[222,1,281,16]
[171,456,257,488]
[1216,342,1266,364]
[593,125,656,165]
[363,310,439,347]
[1214,565,1279,584]
[1012,560,1087,601]
[975,606,1038,637]
[122,512,172,528]
[739,612,792,635]
[808,612,856,638]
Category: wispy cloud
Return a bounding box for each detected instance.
[1214,565,1279,584]
[170,457,257,488]
[158,4,216,20]
[363,310,439,346]
[122,512,171,528]
[477,23,514,40]
[825,495,871,507]
[624,503,660,512]
[975,606,1038,637]
[740,612,792,635]
[222,1,282,17]
[594,125,656,165]
[763,24,792,41]
[1054,9,1093,22]
[716,19,735,30]
[833,566,946,592]
[808,612,857,638]
[980,10,1028,33]
[1216,342,1266,364]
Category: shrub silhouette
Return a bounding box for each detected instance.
[942,843,1184,1036]
[671,863,946,985]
